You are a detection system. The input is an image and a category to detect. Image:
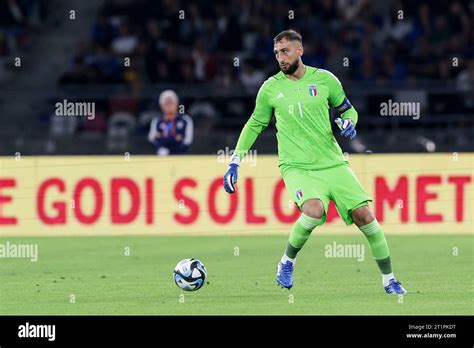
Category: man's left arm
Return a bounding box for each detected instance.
[326,71,358,139]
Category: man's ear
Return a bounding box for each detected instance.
[298,44,304,57]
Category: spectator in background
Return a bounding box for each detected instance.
[214,64,239,88]
[457,59,474,109]
[0,0,25,53]
[89,46,123,83]
[111,22,138,56]
[240,60,265,87]
[59,0,474,87]
[58,57,90,85]
[148,90,193,155]
[92,13,117,48]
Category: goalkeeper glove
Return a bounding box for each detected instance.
[335,117,357,139]
[223,163,239,193]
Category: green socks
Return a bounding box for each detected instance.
[283,215,394,281]
[285,214,322,259]
[359,219,393,274]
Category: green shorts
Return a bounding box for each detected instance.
[281,163,372,225]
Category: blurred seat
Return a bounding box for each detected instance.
[106,111,136,152]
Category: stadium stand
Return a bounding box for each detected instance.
[0,0,472,154]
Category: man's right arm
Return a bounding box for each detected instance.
[231,81,273,164]
[224,80,273,194]
[148,117,162,147]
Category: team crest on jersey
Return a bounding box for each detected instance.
[308,85,317,96]
[295,188,303,201]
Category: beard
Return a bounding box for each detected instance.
[280,60,299,75]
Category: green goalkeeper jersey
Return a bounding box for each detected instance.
[234,65,358,172]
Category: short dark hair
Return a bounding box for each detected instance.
[273,29,302,44]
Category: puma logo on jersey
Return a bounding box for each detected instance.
[276,92,285,99]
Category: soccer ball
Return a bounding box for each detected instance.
[173,258,207,291]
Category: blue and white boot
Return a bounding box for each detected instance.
[384,278,408,294]
[276,260,294,289]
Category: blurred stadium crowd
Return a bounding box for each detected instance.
[0,0,473,154]
[59,0,474,86]
[0,0,49,79]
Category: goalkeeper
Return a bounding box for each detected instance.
[223,30,406,294]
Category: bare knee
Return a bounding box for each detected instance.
[301,199,325,219]
[351,205,374,226]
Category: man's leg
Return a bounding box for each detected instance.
[321,164,406,294]
[277,199,325,289]
[352,205,407,294]
[284,199,325,260]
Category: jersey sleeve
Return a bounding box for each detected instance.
[325,70,358,125]
[233,81,273,160]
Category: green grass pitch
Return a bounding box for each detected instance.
[0,235,472,315]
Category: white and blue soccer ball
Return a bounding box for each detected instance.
[173,258,207,291]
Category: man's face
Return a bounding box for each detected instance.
[274,38,303,74]
[161,96,178,116]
